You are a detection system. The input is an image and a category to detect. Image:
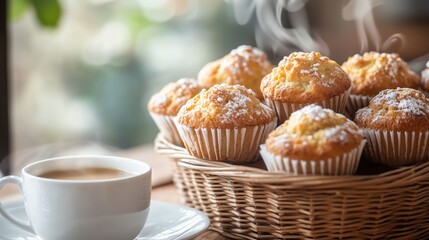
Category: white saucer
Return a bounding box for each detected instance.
[0,197,210,240]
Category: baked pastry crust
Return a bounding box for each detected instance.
[197,45,273,99]
[176,84,275,128]
[265,105,363,160]
[355,88,429,131]
[260,52,351,103]
[342,52,420,96]
[148,78,202,116]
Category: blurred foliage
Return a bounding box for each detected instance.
[10,0,257,149]
[8,0,28,20]
[8,0,62,28]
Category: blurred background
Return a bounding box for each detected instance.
[2,0,429,172]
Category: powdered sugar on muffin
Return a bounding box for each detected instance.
[148,78,202,116]
[198,45,272,99]
[355,88,429,131]
[342,52,420,96]
[177,84,275,128]
[261,52,351,103]
[265,104,363,160]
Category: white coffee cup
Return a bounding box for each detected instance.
[0,155,151,240]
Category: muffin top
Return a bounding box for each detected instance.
[261,52,351,103]
[422,61,429,91]
[355,88,429,131]
[342,52,420,96]
[265,105,363,160]
[197,45,273,99]
[148,78,202,116]
[176,84,275,128]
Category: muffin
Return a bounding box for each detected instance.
[342,52,420,118]
[261,51,351,123]
[175,84,276,163]
[260,104,365,175]
[148,78,202,146]
[355,88,429,166]
[198,45,273,100]
[421,61,429,97]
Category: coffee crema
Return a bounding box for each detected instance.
[38,167,133,180]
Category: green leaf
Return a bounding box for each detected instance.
[8,0,29,21]
[30,0,62,28]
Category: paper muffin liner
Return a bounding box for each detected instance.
[260,140,366,176]
[149,112,184,147]
[175,119,277,163]
[362,129,429,166]
[265,87,351,124]
[345,94,372,119]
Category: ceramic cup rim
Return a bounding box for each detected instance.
[22,155,151,184]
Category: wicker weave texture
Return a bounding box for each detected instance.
[155,135,429,240]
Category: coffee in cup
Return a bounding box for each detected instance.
[38,167,133,180]
[0,155,151,240]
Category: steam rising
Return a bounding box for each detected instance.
[230,0,329,56]
[229,0,429,79]
[342,0,406,53]
[342,0,383,52]
[230,0,409,56]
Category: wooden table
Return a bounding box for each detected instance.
[0,144,227,240]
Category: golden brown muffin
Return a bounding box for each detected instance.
[261,51,351,103]
[148,78,202,116]
[355,88,429,131]
[354,88,429,166]
[148,78,202,147]
[176,84,277,163]
[265,105,363,161]
[342,52,420,96]
[197,45,273,99]
[177,83,275,128]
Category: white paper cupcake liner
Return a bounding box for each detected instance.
[265,87,350,124]
[260,140,366,176]
[175,119,277,163]
[345,94,372,119]
[362,129,429,166]
[149,112,184,147]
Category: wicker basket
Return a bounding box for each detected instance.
[155,134,429,239]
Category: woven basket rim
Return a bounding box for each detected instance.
[155,133,429,189]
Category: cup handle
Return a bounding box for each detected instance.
[0,176,34,233]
